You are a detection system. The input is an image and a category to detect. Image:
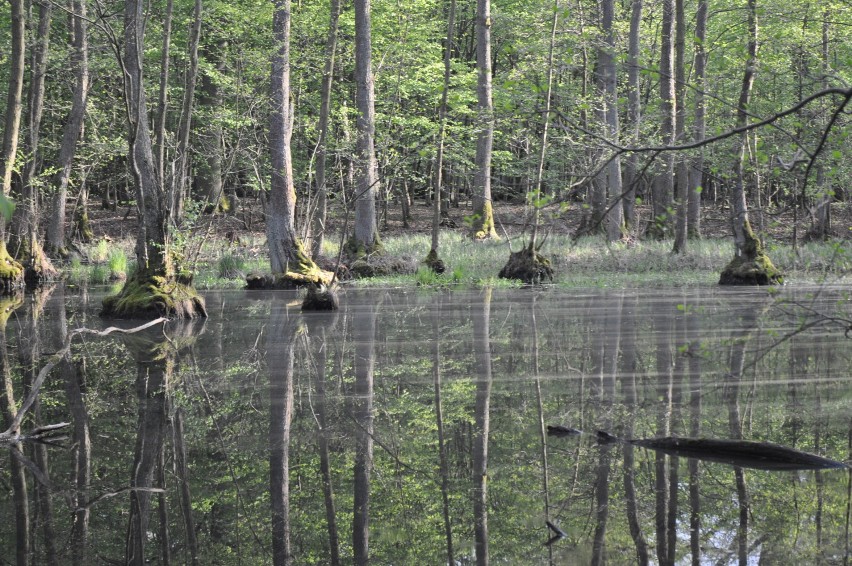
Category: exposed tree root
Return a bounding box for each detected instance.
[423,248,447,274]
[719,231,783,285]
[302,283,340,311]
[101,272,207,319]
[498,245,554,284]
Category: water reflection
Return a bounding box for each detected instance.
[0,286,849,564]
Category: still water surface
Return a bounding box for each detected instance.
[0,285,850,565]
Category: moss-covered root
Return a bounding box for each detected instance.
[302,283,340,312]
[17,237,60,289]
[498,245,554,285]
[245,266,333,290]
[423,248,447,274]
[74,209,94,243]
[719,252,784,286]
[0,242,25,294]
[101,273,207,319]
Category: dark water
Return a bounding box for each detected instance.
[1,285,851,565]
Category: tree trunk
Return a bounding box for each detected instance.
[687,0,707,239]
[311,0,342,258]
[350,0,382,255]
[470,0,497,240]
[600,0,623,242]
[267,0,330,287]
[622,0,642,228]
[46,0,90,258]
[649,0,675,239]
[172,0,203,222]
[11,1,57,283]
[427,0,457,269]
[433,295,454,564]
[719,0,782,285]
[672,0,688,253]
[0,0,26,289]
[154,0,174,185]
[102,0,206,318]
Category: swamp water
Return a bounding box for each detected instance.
[0,285,850,564]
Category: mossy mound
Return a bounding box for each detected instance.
[422,249,446,274]
[101,273,208,319]
[302,283,340,312]
[350,255,419,278]
[719,253,784,286]
[245,267,333,290]
[0,243,25,294]
[344,236,384,260]
[498,246,554,285]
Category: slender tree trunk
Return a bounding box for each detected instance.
[672,0,688,253]
[599,0,623,242]
[351,0,382,254]
[11,1,57,282]
[46,0,89,258]
[719,0,781,285]
[428,0,457,264]
[155,0,174,185]
[623,0,642,227]
[472,288,493,565]
[809,10,831,240]
[687,0,707,239]
[0,0,26,288]
[173,405,199,565]
[172,0,203,222]
[470,0,497,240]
[269,302,298,566]
[649,0,675,239]
[311,0,342,258]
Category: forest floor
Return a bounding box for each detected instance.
[86,194,852,251]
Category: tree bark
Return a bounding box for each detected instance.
[672,0,688,253]
[432,295,454,564]
[311,0,342,258]
[154,0,174,185]
[46,0,90,258]
[470,0,497,240]
[267,0,329,286]
[649,0,675,239]
[599,0,623,242]
[350,0,382,254]
[687,0,707,239]
[622,0,642,228]
[0,0,26,289]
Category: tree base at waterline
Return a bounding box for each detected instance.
[16,237,60,289]
[245,268,333,290]
[101,272,207,319]
[0,242,25,293]
[422,248,446,274]
[498,246,554,284]
[718,253,783,286]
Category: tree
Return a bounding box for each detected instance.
[599,0,623,242]
[101,0,207,318]
[349,0,382,255]
[45,0,90,258]
[719,0,782,285]
[0,0,26,291]
[470,0,497,240]
[265,0,330,286]
[687,0,707,239]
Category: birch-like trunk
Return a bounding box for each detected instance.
[471,0,497,240]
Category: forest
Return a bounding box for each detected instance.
[0,0,849,312]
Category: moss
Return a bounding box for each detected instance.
[0,294,23,326]
[344,234,384,260]
[101,271,207,319]
[0,241,25,293]
[498,245,554,284]
[471,201,498,240]
[423,248,447,274]
[719,225,783,286]
[15,236,59,288]
[74,209,94,243]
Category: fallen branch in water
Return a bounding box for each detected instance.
[548,426,848,471]
[0,318,168,443]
